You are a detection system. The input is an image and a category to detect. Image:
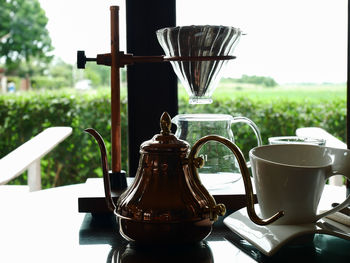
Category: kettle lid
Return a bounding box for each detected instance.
[140,112,189,153]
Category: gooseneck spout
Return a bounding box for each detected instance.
[84,128,116,212]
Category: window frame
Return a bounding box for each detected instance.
[126,1,350,176]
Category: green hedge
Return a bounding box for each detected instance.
[0,89,128,188]
[0,89,346,188]
[180,96,346,158]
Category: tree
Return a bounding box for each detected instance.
[85,63,110,87]
[0,0,53,86]
[30,58,74,90]
[236,75,278,87]
[49,58,73,88]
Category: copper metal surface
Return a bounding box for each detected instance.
[110,6,121,173]
[115,112,227,242]
[85,113,229,243]
[84,128,116,211]
[83,53,236,68]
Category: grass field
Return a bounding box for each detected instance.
[178,81,346,102]
[85,80,346,103]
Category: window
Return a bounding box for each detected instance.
[177,0,347,86]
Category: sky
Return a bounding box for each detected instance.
[39,0,347,84]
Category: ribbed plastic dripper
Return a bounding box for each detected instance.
[157,25,242,104]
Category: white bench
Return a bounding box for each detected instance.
[296,127,347,186]
[0,127,72,191]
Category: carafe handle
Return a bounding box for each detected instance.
[231,117,262,167]
[189,135,284,226]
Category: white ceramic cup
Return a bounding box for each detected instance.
[250,144,350,225]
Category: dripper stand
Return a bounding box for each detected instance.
[77,6,248,215]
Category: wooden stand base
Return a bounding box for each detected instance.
[78,178,257,214]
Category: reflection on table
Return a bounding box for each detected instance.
[0,182,349,262]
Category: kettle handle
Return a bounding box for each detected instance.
[84,128,117,212]
[189,135,284,226]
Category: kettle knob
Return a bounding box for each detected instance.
[160,112,172,135]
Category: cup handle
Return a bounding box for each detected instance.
[231,117,262,167]
[314,171,350,221]
[189,135,284,225]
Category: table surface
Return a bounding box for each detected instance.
[0,181,349,263]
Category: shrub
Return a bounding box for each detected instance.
[179,96,346,159]
[0,89,127,188]
[226,75,278,87]
[0,89,346,188]
[31,76,70,90]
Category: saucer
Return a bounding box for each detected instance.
[223,205,350,256]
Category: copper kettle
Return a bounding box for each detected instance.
[85,112,282,243]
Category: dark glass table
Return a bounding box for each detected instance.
[0,182,349,262]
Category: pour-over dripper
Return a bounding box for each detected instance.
[156,25,242,104]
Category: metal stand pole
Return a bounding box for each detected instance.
[109,6,126,190]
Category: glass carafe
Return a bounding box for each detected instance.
[172,114,262,189]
